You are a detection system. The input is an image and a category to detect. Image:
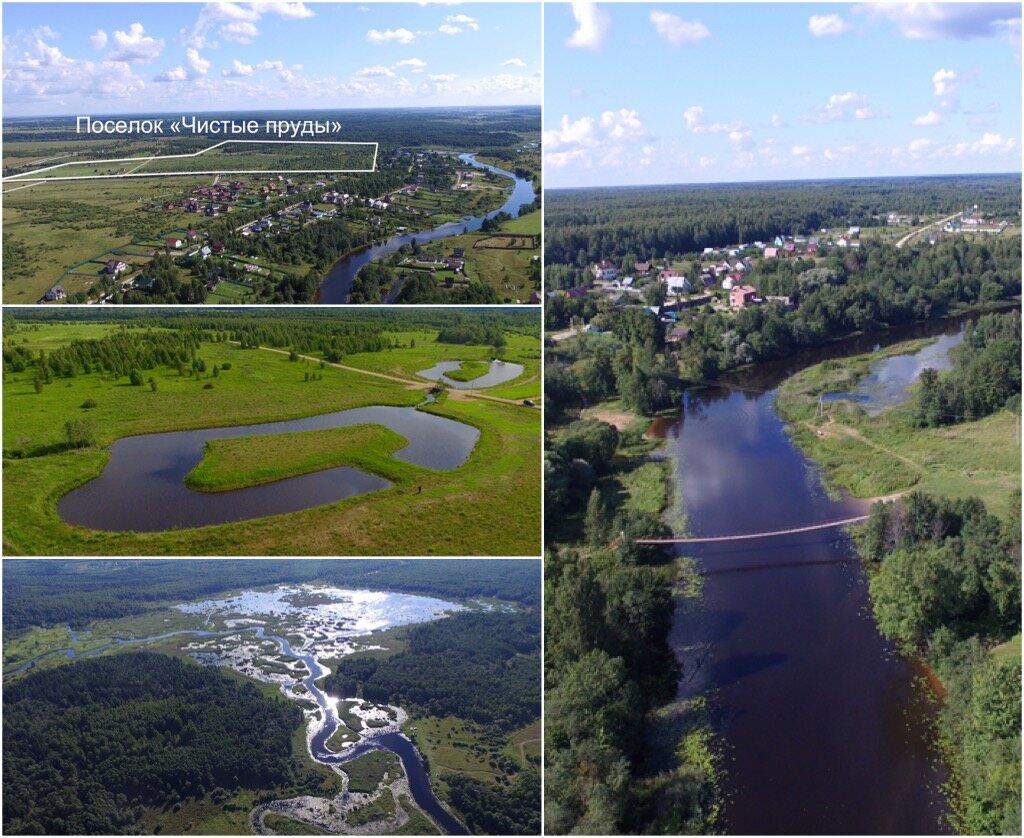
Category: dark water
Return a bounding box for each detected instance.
[318,154,536,302]
[660,334,953,833]
[58,406,479,532]
[417,358,525,389]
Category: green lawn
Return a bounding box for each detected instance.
[3,332,540,555]
[343,750,403,794]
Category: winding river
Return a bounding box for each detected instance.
[318,153,536,302]
[58,405,479,532]
[417,358,525,389]
[658,318,972,833]
[5,617,468,834]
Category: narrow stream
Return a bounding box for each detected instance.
[657,319,971,833]
[317,153,536,302]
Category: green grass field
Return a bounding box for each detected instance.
[2,327,541,555]
[775,340,1021,520]
[343,750,404,794]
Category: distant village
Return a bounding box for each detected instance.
[549,206,1011,344]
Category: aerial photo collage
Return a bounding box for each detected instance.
[1,1,1020,836]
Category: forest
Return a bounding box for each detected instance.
[545,174,1021,271]
[859,492,1021,834]
[324,610,540,730]
[2,560,540,636]
[913,310,1021,426]
[348,262,502,304]
[2,652,304,835]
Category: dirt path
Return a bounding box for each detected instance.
[814,419,926,474]
[895,212,961,249]
[255,345,426,386]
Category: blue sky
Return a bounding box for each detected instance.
[3,2,541,116]
[545,2,1022,187]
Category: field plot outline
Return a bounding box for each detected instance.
[2,139,379,182]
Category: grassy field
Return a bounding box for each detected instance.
[775,340,1021,519]
[262,813,332,835]
[343,750,403,794]
[342,329,541,401]
[3,327,541,555]
[186,424,418,492]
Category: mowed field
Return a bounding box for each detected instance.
[3,324,541,555]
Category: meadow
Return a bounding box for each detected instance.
[2,319,541,555]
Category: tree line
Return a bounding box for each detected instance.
[858,492,1020,834]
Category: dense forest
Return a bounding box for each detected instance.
[447,769,541,836]
[1,560,540,636]
[914,310,1021,426]
[348,262,502,304]
[859,492,1021,834]
[545,174,1021,271]
[2,653,303,835]
[324,610,540,730]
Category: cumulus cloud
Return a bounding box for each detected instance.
[600,108,645,139]
[808,14,851,36]
[220,21,260,43]
[428,73,458,82]
[770,112,786,128]
[650,11,710,45]
[566,2,610,50]
[89,30,108,50]
[256,59,297,82]
[501,57,527,67]
[155,65,188,82]
[791,145,812,156]
[913,110,943,126]
[223,58,253,77]
[544,114,598,150]
[438,25,462,35]
[683,104,745,135]
[357,65,395,78]
[810,91,880,123]
[932,67,960,109]
[181,3,316,49]
[367,27,416,44]
[108,23,164,63]
[395,57,426,68]
[185,47,211,75]
[445,14,479,32]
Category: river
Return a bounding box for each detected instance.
[657,318,970,833]
[57,405,478,532]
[317,153,536,302]
[417,358,525,389]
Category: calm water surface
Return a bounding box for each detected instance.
[658,325,957,833]
[318,154,535,302]
[58,406,478,532]
[416,359,525,389]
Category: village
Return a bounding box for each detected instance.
[549,205,1012,345]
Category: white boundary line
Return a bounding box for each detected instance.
[2,139,379,182]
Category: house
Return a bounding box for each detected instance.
[730,284,758,308]
[661,272,692,294]
[165,237,183,249]
[44,285,66,301]
[211,242,226,253]
[722,273,744,290]
[592,260,618,282]
[105,259,128,274]
[765,295,795,309]
[186,230,199,240]
[805,242,819,255]
[836,236,850,248]
[763,247,779,259]
[782,242,796,255]
[773,235,787,247]
[848,226,861,237]
[634,260,652,275]
[668,326,692,345]
[133,276,157,291]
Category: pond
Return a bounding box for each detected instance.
[58,406,479,532]
[416,359,525,389]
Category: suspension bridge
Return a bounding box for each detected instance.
[632,514,870,545]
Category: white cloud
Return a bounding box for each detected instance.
[89,30,108,50]
[186,48,210,75]
[908,138,932,154]
[256,59,297,82]
[810,91,879,123]
[808,14,851,36]
[367,27,416,44]
[445,14,479,32]
[791,145,812,156]
[650,11,710,46]
[544,114,598,150]
[566,2,609,50]
[932,67,960,109]
[108,23,164,63]
[220,21,260,43]
[913,110,943,126]
[155,66,188,82]
[770,112,786,129]
[223,58,253,77]
[428,73,458,82]
[501,57,527,67]
[180,3,316,49]
[683,104,744,135]
[395,57,426,69]
[857,3,1021,43]
[600,108,645,139]
[438,24,462,35]
[357,65,396,78]
[259,3,315,20]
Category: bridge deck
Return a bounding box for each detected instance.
[634,514,869,544]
